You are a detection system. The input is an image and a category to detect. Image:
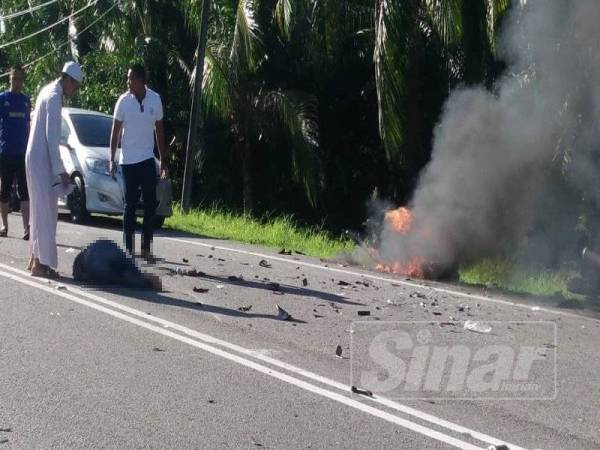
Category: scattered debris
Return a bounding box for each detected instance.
[216,285,224,289]
[357,310,371,316]
[0,428,11,432]
[386,299,401,306]
[193,287,209,293]
[55,285,67,291]
[439,322,456,327]
[218,258,226,262]
[486,445,510,450]
[175,268,205,277]
[259,259,272,268]
[267,282,281,291]
[351,386,373,397]
[183,258,189,263]
[338,280,351,286]
[432,312,442,316]
[294,250,306,255]
[410,292,427,299]
[278,249,292,255]
[228,275,242,282]
[65,247,76,253]
[302,278,308,287]
[335,345,343,358]
[276,305,291,321]
[238,305,253,312]
[208,400,216,404]
[464,320,492,334]
[313,314,324,318]
[152,347,165,352]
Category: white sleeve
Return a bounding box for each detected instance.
[46,94,66,177]
[114,96,125,122]
[155,95,164,122]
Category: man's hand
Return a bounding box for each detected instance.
[60,172,70,187]
[110,161,117,179]
[160,161,168,180]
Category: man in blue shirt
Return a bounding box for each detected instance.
[0,66,31,239]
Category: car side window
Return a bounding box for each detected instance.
[61,118,70,144]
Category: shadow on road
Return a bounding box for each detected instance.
[63,276,306,323]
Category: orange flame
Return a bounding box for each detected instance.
[373,207,427,278]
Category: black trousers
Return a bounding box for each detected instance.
[0,154,28,202]
[121,158,157,253]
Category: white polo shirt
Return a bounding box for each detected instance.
[113,87,163,165]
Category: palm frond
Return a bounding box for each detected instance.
[202,44,235,122]
[274,0,294,40]
[424,0,463,46]
[231,0,263,71]
[260,89,321,206]
[374,0,414,162]
[485,0,511,54]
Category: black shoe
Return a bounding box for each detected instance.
[22,227,30,241]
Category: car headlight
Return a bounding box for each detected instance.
[86,158,110,176]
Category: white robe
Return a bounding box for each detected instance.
[25,80,66,270]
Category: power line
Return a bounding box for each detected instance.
[0,1,118,80]
[0,0,60,21]
[0,0,99,49]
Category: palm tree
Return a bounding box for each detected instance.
[191,0,321,213]
[374,0,512,170]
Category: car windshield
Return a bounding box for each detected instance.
[70,113,113,147]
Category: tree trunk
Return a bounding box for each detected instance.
[242,140,254,213]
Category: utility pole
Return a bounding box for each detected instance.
[181,0,211,212]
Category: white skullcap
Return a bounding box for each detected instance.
[62,61,83,83]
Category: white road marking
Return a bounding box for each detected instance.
[163,236,596,322]
[0,262,526,450]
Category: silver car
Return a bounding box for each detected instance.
[58,107,172,227]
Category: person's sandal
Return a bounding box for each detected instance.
[31,265,60,279]
[22,226,30,241]
[0,227,7,237]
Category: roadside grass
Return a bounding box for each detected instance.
[164,206,581,301]
[458,259,581,301]
[163,205,355,259]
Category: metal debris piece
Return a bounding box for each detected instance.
[276,304,291,320]
[357,310,371,316]
[193,287,209,293]
[259,259,272,268]
[238,305,253,312]
[183,258,189,263]
[351,386,373,397]
[432,312,442,316]
[410,292,427,299]
[338,280,350,286]
[55,285,67,290]
[152,347,165,352]
[267,282,281,291]
[302,278,308,287]
[335,345,343,358]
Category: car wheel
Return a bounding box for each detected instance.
[153,215,166,230]
[68,175,90,224]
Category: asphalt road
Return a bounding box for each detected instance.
[1,213,599,449]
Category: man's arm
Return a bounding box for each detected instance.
[109,119,123,178]
[155,119,168,179]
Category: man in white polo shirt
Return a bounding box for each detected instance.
[109,64,167,261]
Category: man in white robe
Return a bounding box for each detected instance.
[25,62,83,278]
